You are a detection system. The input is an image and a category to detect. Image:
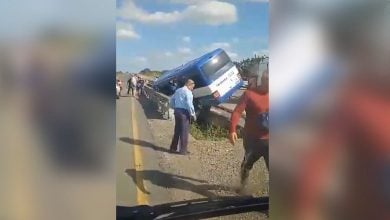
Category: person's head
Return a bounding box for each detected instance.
[247,60,269,92]
[185,79,195,91]
[248,77,257,90]
[258,70,269,92]
[325,1,390,91]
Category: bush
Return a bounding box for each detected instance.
[190,123,229,141]
[235,55,268,78]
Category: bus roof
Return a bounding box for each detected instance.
[154,48,225,85]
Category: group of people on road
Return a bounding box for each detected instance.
[127,75,146,97]
[116,75,146,99]
[169,64,269,189]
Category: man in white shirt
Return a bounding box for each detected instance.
[169,79,196,155]
[127,75,137,96]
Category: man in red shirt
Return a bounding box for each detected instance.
[229,63,269,187]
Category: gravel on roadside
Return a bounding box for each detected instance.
[146,113,269,220]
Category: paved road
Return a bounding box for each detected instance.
[116,95,169,206]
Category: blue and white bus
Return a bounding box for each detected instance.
[153,48,243,109]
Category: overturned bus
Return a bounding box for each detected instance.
[153,48,243,119]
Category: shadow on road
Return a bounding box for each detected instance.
[119,137,172,153]
[125,169,235,198]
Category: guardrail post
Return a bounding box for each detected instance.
[165,102,169,119]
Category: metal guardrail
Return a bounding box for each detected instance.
[143,85,172,119]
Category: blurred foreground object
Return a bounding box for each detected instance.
[0,1,115,220]
[270,0,390,219]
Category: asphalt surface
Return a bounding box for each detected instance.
[116,94,169,206]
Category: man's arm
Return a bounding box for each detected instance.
[230,92,248,134]
[186,91,195,116]
[294,105,351,220]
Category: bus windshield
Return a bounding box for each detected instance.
[201,51,231,81]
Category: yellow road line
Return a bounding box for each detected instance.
[131,98,149,205]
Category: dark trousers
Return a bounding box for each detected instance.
[139,86,145,96]
[170,108,190,152]
[240,136,269,185]
[127,86,135,96]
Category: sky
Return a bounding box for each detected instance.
[116,0,269,73]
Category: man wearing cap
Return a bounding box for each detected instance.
[229,62,269,188]
[169,79,196,155]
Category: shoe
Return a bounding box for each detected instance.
[235,185,250,195]
[169,149,179,154]
[235,185,244,194]
[179,151,190,155]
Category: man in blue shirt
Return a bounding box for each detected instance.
[169,79,196,155]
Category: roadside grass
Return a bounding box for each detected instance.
[190,123,229,141]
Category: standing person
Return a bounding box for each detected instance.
[169,79,178,95]
[169,79,196,155]
[127,75,137,96]
[138,76,144,96]
[136,76,142,96]
[116,78,121,99]
[139,78,145,97]
[127,76,131,95]
[117,78,123,97]
[229,64,269,189]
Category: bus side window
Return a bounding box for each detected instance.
[178,77,186,88]
[168,79,177,94]
[188,74,205,89]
